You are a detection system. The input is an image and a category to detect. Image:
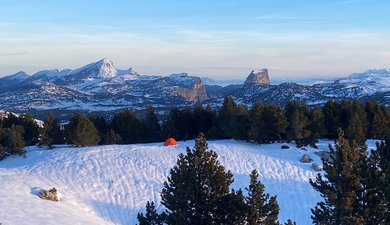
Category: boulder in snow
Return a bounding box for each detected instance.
[38,187,59,202]
[300,154,313,163]
[311,163,322,171]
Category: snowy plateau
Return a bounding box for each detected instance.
[1,59,390,120]
[0,139,380,225]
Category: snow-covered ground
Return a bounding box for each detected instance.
[0,140,380,225]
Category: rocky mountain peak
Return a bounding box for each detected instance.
[94,58,117,78]
[244,69,270,85]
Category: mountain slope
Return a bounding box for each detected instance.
[0,140,345,225]
[0,59,208,118]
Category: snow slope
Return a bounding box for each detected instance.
[1,140,377,225]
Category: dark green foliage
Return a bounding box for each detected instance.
[310,129,365,225]
[104,129,122,144]
[1,113,39,146]
[161,133,241,224]
[40,112,62,148]
[218,96,238,139]
[371,140,390,223]
[163,107,180,139]
[307,107,326,148]
[365,101,390,139]
[111,109,145,143]
[218,96,249,140]
[246,169,280,225]
[144,106,161,142]
[0,124,26,160]
[66,113,100,147]
[323,101,342,139]
[137,201,165,225]
[285,102,312,147]
[88,115,109,144]
[192,103,218,139]
[343,101,367,146]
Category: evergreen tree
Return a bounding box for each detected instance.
[218,96,238,138]
[284,102,311,147]
[161,133,245,224]
[246,169,280,225]
[66,113,100,147]
[88,115,109,144]
[365,101,390,139]
[144,106,161,142]
[371,140,390,223]
[323,101,341,139]
[3,125,26,157]
[104,129,122,144]
[111,109,145,143]
[192,103,218,139]
[248,102,287,143]
[343,101,367,146]
[310,129,365,225]
[137,201,165,225]
[41,112,62,148]
[308,107,326,147]
[163,107,180,139]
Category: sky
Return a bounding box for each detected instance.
[0,0,389,79]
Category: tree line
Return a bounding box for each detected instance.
[1,98,390,159]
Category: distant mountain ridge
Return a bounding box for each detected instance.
[1,59,389,119]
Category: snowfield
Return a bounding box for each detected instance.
[0,140,379,225]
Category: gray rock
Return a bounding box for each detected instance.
[311,163,322,171]
[38,187,59,202]
[314,151,333,163]
[244,69,270,85]
[300,154,313,163]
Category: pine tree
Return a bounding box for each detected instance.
[161,133,245,224]
[372,140,390,223]
[310,129,365,225]
[104,129,122,144]
[163,107,180,139]
[323,101,341,139]
[88,115,109,144]
[308,107,326,147]
[218,96,238,138]
[246,169,280,225]
[343,101,367,146]
[365,101,390,139]
[41,112,61,148]
[111,109,144,143]
[285,102,311,147]
[137,201,165,225]
[5,125,26,157]
[144,106,161,142]
[66,113,100,147]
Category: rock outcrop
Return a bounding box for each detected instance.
[300,154,313,163]
[244,69,270,85]
[38,187,59,202]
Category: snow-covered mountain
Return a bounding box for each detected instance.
[1,59,390,119]
[0,139,339,225]
[206,68,390,108]
[0,59,208,119]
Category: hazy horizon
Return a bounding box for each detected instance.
[1,0,389,79]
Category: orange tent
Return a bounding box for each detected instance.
[164,138,177,146]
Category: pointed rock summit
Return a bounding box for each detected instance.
[244,69,270,85]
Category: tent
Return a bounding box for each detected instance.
[164,138,177,146]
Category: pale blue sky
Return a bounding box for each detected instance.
[0,0,389,79]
